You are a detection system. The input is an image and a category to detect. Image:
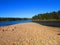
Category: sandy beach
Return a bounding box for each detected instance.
[0,22,60,45]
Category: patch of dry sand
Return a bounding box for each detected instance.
[0,22,60,45]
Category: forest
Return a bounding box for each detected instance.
[0,18,31,22]
[32,10,60,21]
[0,10,60,22]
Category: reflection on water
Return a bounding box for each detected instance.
[0,20,60,27]
[34,21,60,27]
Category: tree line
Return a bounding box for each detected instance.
[0,18,31,22]
[32,10,60,21]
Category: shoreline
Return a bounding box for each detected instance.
[32,20,60,22]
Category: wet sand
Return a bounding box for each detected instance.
[0,22,60,45]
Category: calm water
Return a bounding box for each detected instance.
[34,21,60,27]
[0,20,60,27]
[0,20,32,26]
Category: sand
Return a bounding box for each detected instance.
[0,22,60,45]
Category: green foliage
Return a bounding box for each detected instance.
[0,18,30,22]
[32,10,60,21]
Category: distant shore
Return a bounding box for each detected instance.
[0,18,32,22]
[0,22,60,45]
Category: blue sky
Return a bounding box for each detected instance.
[0,0,60,18]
